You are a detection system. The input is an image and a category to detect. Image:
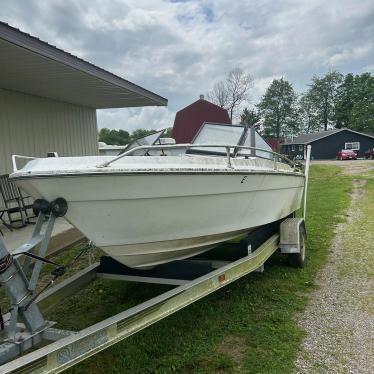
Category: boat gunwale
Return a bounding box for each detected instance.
[10,169,305,180]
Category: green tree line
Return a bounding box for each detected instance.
[100,71,372,144]
[99,127,172,145]
[241,71,373,139]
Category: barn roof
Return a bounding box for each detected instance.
[172,97,231,143]
[0,22,167,109]
[283,128,374,145]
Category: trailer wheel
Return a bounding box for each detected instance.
[288,229,306,268]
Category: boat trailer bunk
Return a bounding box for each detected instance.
[0,203,307,373]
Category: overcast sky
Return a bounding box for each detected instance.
[1,0,373,131]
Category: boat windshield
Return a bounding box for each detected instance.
[190,122,274,159]
[191,123,245,154]
[238,130,273,159]
[120,129,165,155]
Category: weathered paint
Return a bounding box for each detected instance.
[0,88,98,175]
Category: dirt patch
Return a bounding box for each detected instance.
[352,178,367,187]
[312,159,374,176]
[294,178,374,373]
[216,335,247,365]
[348,179,367,204]
[343,164,374,176]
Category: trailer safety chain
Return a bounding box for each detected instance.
[21,268,65,311]
[16,251,63,267]
[67,241,94,268]
[21,241,94,311]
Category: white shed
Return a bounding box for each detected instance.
[0,22,167,175]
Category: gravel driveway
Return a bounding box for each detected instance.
[311,159,374,176]
[294,162,374,373]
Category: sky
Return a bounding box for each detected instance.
[1,0,373,132]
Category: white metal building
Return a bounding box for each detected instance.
[0,22,167,175]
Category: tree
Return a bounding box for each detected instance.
[163,127,173,137]
[298,92,319,133]
[207,67,253,120]
[307,71,343,130]
[98,128,130,145]
[207,81,229,108]
[333,72,374,132]
[240,108,261,128]
[334,73,354,128]
[98,128,111,143]
[131,128,156,140]
[117,129,131,143]
[99,128,158,145]
[349,72,374,132]
[257,78,299,139]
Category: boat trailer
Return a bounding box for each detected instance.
[0,204,307,373]
[0,143,312,374]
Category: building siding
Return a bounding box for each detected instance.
[0,88,98,175]
[281,130,374,160]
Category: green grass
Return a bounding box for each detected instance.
[0,165,355,373]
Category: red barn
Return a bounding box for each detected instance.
[172,95,231,143]
[264,138,284,153]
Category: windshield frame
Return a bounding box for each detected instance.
[237,128,274,160]
[119,129,165,155]
[189,122,248,156]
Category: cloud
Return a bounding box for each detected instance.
[97,106,175,132]
[1,0,373,130]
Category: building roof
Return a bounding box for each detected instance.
[172,96,231,143]
[283,128,374,145]
[0,22,167,109]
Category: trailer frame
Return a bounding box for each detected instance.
[0,221,299,373]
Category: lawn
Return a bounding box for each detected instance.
[0,165,355,373]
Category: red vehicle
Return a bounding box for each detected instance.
[336,149,357,160]
[364,148,374,159]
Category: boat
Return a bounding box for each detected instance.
[10,123,305,269]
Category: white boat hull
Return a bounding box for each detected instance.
[15,171,304,268]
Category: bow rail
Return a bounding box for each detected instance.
[11,145,303,174]
[96,143,301,171]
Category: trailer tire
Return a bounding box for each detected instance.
[288,229,306,268]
